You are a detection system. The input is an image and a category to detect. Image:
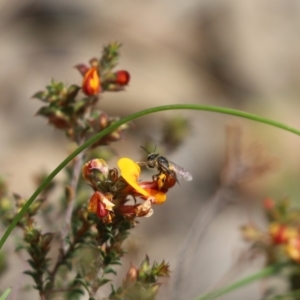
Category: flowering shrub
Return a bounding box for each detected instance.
[0,43,175,299]
[1,42,300,300]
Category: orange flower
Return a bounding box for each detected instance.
[269,223,298,245]
[82,67,101,96]
[88,191,114,219]
[117,158,169,204]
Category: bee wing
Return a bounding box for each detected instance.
[169,161,193,181]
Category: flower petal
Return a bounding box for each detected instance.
[286,237,300,262]
[88,191,115,218]
[145,189,167,204]
[118,158,149,197]
[82,67,101,96]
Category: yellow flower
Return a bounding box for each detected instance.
[117,158,168,204]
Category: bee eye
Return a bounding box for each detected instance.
[148,154,158,161]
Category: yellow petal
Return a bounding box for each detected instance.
[146,189,167,204]
[117,158,149,197]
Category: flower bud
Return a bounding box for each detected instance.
[114,70,130,86]
[263,197,274,210]
[99,112,109,128]
[123,264,138,287]
[82,67,101,96]
[149,283,161,296]
[138,255,150,280]
[82,159,109,182]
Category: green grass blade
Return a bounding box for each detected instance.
[193,262,288,300]
[0,288,11,300]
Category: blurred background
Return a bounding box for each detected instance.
[1,0,300,299]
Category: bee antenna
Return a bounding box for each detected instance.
[153,144,157,153]
[140,146,150,154]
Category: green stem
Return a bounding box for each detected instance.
[1,104,300,251]
[194,262,288,300]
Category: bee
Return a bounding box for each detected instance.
[139,147,193,182]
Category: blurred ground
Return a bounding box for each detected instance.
[1,0,300,299]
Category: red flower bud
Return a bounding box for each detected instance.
[114,70,130,86]
[263,197,274,210]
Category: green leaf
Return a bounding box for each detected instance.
[0,288,11,300]
[73,99,87,113]
[61,260,72,271]
[69,288,85,295]
[32,91,47,101]
[104,267,117,275]
[98,278,111,287]
[23,270,37,280]
[73,278,90,293]
[27,259,37,269]
[110,283,116,294]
